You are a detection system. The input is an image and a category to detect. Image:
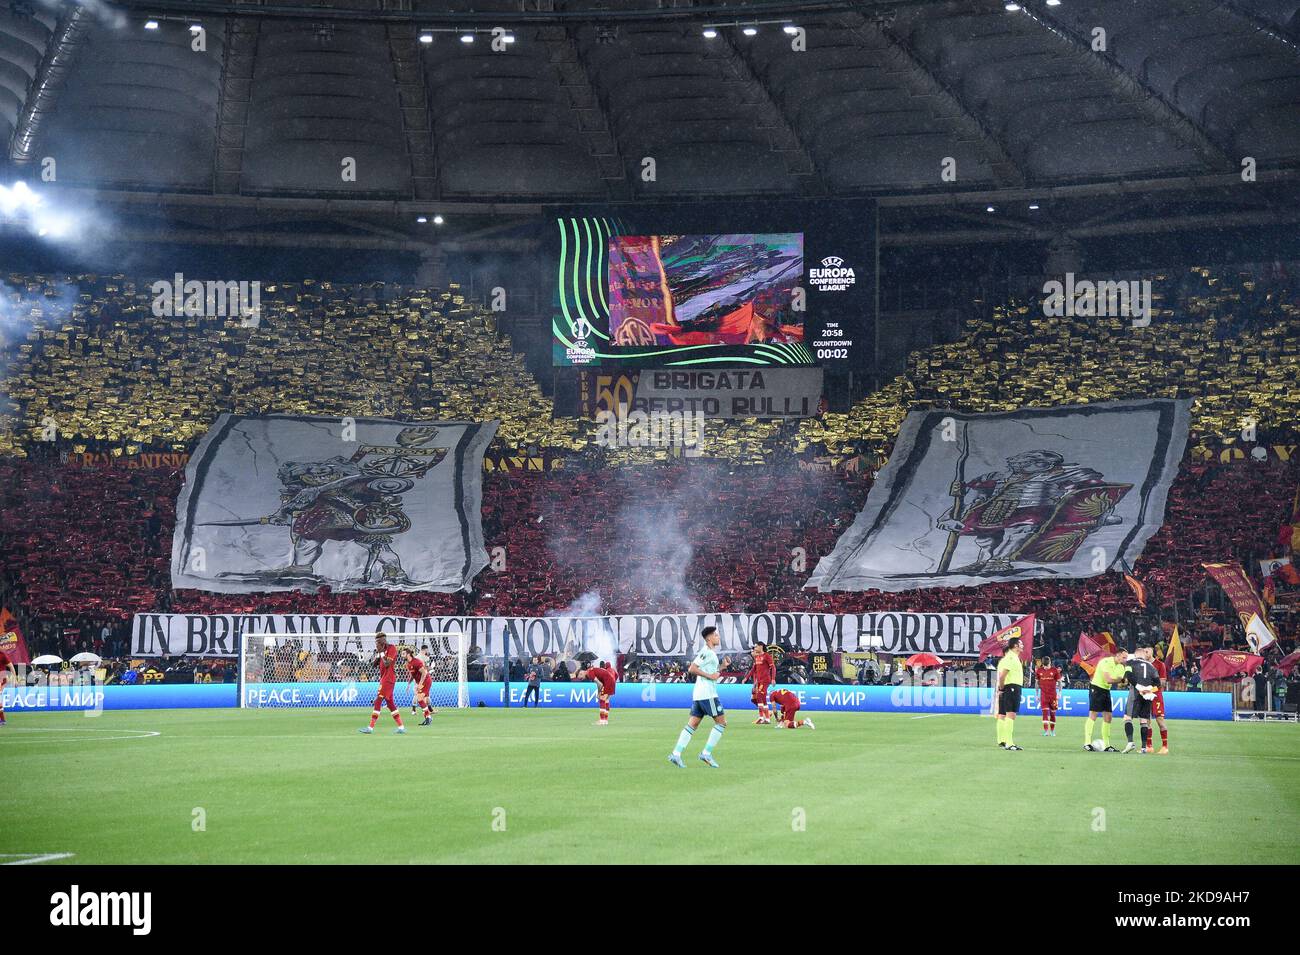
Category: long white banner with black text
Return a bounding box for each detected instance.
[131,611,1041,659]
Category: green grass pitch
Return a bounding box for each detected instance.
[2,707,1297,864]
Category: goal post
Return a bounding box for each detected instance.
[240,632,469,710]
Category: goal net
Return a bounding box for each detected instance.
[240,632,468,710]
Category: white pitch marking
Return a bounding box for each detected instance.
[0,728,160,743]
[0,853,75,865]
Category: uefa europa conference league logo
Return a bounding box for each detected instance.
[809,255,855,292]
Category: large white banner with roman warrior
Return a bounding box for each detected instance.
[807,399,1191,592]
[171,415,498,593]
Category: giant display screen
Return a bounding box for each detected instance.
[551,199,875,369]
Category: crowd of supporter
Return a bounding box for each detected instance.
[0,263,1297,698]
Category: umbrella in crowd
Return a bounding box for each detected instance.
[905,653,946,668]
[30,654,63,666]
[69,652,102,664]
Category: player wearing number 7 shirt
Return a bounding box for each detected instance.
[745,642,777,724]
[401,646,433,726]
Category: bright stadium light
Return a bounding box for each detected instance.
[1004,3,1021,10]
[702,27,718,38]
[433,214,445,225]
[1029,203,1040,210]
[742,25,758,36]
[416,216,428,224]
[1046,0,1062,5]
[419,32,433,44]
[783,24,799,35]
[459,32,474,43]
[986,205,996,213]
[144,19,159,29]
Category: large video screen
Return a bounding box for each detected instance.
[551,199,875,369]
[607,233,803,349]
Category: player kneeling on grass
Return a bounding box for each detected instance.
[360,632,405,735]
[769,688,814,729]
[575,660,616,725]
[1083,649,1128,752]
[401,646,434,726]
[995,637,1024,751]
[668,625,727,768]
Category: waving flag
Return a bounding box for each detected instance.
[1278,650,1300,676]
[1072,632,1110,676]
[0,607,29,664]
[1199,650,1264,682]
[1245,613,1278,655]
[978,614,1036,662]
[1123,571,1148,609]
[1166,626,1186,673]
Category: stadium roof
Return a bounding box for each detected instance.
[1,0,1298,248]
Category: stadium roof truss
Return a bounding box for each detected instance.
[0,0,1297,248]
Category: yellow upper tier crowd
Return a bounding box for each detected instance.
[0,264,1296,463]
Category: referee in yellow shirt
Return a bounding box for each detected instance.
[996,637,1025,751]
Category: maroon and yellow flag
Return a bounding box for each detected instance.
[0,607,30,665]
[979,614,1036,663]
[1203,562,1278,651]
[1199,650,1264,682]
[1072,632,1111,676]
[1167,626,1186,672]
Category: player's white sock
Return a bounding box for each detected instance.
[702,724,724,755]
[672,726,694,756]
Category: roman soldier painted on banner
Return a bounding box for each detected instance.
[207,426,449,588]
[936,450,1130,575]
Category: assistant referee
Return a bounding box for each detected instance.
[996,637,1025,751]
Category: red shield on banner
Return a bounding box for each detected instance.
[1014,484,1132,563]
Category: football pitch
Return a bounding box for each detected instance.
[3,707,1297,865]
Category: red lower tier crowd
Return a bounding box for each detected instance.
[1,453,1296,661]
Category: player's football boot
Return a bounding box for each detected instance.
[754,718,765,724]
[394,726,406,734]
[1049,729,1056,736]
[667,753,685,768]
[1158,746,1169,754]
[803,719,815,730]
[1103,746,1119,752]
[1122,742,1136,753]
[698,752,719,768]
[358,726,374,734]
[1006,744,1023,751]
[420,716,432,726]
[1082,744,1093,751]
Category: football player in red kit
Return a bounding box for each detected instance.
[576,661,617,725]
[360,633,405,735]
[0,650,13,726]
[769,688,814,730]
[1034,658,1062,736]
[1150,651,1170,754]
[401,646,434,726]
[746,642,777,724]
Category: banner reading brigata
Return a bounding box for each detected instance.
[579,368,823,420]
[171,414,498,594]
[808,399,1190,592]
[131,611,1041,658]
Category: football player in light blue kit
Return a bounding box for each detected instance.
[668,625,728,768]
